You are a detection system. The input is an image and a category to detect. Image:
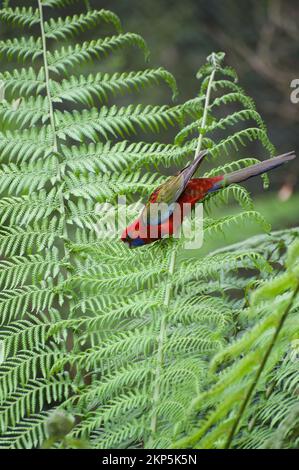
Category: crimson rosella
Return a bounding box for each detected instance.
[121,150,296,248]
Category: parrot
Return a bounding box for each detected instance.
[121,150,296,248]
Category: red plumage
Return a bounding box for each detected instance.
[121,151,296,248]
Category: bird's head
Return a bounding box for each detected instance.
[120,219,146,248]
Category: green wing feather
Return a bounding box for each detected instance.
[140,173,185,226]
[140,151,208,226]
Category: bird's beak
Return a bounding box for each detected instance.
[120,235,131,248]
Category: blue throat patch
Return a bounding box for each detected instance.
[130,237,146,248]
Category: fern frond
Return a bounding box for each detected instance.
[43,0,80,7]
[48,33,149,75]
[65,170,164,201]
[211,91,256,111]
[0,158,57,195]
[0,218,62,256]
[45,10,122,40]
[55,105,180,142]
[0,313,60,360]
[0,96,49,128]
[0,7,39,29]
[0,283,56,326]
[210,128,276,157]
[0,127,53,163]
[0,411,50,449]
[0,249,60,290]
[0,67,46,97]
[205,184,254,212]
[51,68,178,105]
[0,345,63,401]
[0,37,42,62]
[176,110,266,145]
[0,377,71,434]
[62,140,191,175]
[173,241,299,449]
[0,189,59,226]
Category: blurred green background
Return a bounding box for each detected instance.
[1,0,298,241]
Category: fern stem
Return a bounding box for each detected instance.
[194,53,217,157]
[225,281,299,449]
[38,0,58,153]
[38,0,70,253]
[150,247,177,439]
[149,57,218,444]
[38,0,75,377]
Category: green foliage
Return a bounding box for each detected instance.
[173,233,299,449]
[0,0,182,449]
[0,1,297,451]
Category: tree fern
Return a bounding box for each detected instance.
[0,0,180,449]
[173,234,299,449]
[0,1,297,451]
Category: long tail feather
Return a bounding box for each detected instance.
[210,151,296,192]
